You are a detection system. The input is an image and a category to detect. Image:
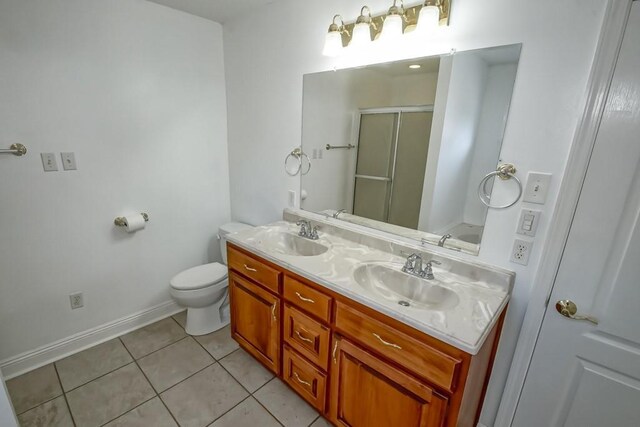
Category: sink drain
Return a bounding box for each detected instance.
[398,300,410,307]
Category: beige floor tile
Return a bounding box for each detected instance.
[6,363,62,414]
[254,378,318,427]
[194,325,239,360]
[56,338,133,392]
[172,311,186,328]
[209,396,281,427]
[310,416,333,427]
[138,337,213,392]
[104,397,177,427]
[160,363,248,427]
[120,318,187,359]
[17,395,74,427]
[219,349,274,392]
[66,363,155,427]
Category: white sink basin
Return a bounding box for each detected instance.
[249,231,330,257]
[352,262,459,310]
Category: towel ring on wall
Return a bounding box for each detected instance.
[478,163,522,209]
[285,147,311,176]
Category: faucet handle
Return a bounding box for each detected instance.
[309,225,320,240]
[423,260,441,280]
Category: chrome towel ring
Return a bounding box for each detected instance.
[285,147,311,176]
[478,163,522,209]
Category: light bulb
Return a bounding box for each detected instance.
[323,31,343,57]
[350,22,372,47]
[380,14,403,42]
[417,5,440,33]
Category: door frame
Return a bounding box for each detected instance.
[494,0,635,425]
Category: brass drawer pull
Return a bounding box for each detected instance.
[271,304,277,321]
[332,340,339,364]
[295,329,313,344]
[293,372,312,387]
[372,333,402,350]
[244,264,258,272]
[295,292,315,303]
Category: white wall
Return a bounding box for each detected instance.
[0,0,230,364]
[426,52,488,233]
[223,0,606,425]
[463,62,519,226]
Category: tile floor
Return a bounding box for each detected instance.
[6,312,333,427]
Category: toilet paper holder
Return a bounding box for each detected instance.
[114,213,149,227]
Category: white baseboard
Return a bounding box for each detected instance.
[0,300,183,380]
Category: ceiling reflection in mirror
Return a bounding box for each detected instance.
[300,44,521,255]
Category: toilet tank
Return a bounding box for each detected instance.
[219,222,253,264]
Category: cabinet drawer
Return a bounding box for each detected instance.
[284,304,330,371]
[334,302,461,392]
[283,345,327,412]
[284,276,332,322]
[228,246,281,294]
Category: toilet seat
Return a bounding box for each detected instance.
[170,262,228,291]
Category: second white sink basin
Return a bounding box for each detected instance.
[250,231,330,257]
[353,262,460,310]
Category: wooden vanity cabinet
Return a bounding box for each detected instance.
[330,336,448,427]
[227,243,504,427]
[229,271,281,374]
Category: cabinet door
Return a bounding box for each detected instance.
[329,337,447,427]
[229,272,280,374]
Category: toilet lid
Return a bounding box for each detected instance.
[170,262,228,290]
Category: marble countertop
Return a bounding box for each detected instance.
[227,221,511,355]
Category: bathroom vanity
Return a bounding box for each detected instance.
[226,217,513,427]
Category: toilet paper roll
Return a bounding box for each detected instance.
[123,214,146,233]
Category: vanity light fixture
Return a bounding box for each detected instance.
[322,1,452,57]
[379,0,405,42]
[350,6,376,47]
[322,15,349,57]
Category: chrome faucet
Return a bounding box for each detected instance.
[401,253,441,280]
[438,234,452,247]
[296,220,320,240]
[333,209,346,219]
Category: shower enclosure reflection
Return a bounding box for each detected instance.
[301,45,521,254]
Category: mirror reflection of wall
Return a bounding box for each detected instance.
[301,44,521,254]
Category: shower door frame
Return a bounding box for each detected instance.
[351,105,434,224]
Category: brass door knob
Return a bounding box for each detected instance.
[555,300,598,325]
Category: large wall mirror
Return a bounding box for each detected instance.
[300,44,521,255]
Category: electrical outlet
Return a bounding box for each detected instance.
[69,292,84,309]
[510,239,533,265]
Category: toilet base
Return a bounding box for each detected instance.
[185,305,229,336]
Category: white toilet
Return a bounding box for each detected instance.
[169,222,253,336]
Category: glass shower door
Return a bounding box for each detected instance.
[352,109,433,228]
[352,113,398,222]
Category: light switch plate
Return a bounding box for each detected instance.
[60,152,77,170]
[517,209,541,237]
[41,153,58,171]
[523,172,552,204]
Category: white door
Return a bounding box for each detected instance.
[512,3,640,426]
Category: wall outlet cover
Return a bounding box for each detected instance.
[517,208,541,237]
[523,172,552,204]
[60,152,77,170]
[41,153,58,172]
[510,239,533,265]
[69,292,84,309]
